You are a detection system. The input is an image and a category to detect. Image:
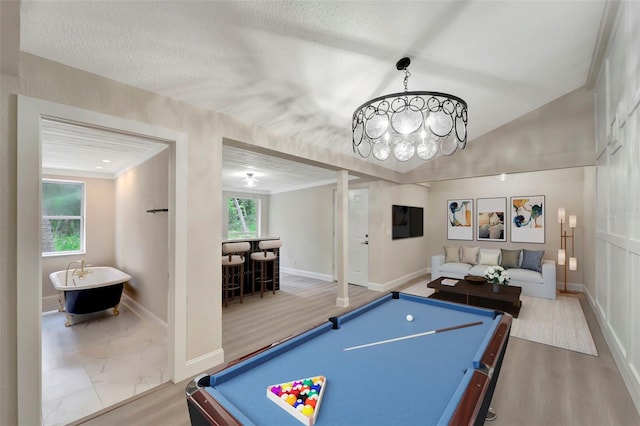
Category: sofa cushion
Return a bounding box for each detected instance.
[461,246,479,264]
[500,249,521,268]
[478,248,500,265]
[440,262,473,275]
[468,264,490,277]
[444,246,460,263]
[521,249,545,272]
[507,268,544,284]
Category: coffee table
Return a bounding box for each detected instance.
[427,276,522,318]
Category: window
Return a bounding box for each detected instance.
[227,197,259,239]
[42,179,85,256]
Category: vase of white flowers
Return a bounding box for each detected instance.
[485,265,510,293]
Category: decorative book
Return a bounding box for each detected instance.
[267,376,326,426]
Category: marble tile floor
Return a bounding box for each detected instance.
[41,303,168,426]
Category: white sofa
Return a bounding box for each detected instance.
[431,253,557,300]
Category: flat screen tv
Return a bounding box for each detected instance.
[392,205,424,240]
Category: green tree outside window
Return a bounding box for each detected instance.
[42,180,85,254]
[228,197,258,239]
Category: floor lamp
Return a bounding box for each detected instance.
[558,208,577,294]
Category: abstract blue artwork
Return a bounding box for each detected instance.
[447,199,473,240]
[510,195,545,243]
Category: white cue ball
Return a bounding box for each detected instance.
[406,314,414,322]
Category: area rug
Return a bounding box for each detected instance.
[401,282,598,356]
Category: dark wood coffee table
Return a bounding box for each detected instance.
[427,276,522,318]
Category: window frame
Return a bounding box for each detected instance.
[42,178,86,257]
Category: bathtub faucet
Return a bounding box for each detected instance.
[73,259,92,279]
[65,259,91,285]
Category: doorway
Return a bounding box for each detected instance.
[16,96,188,425]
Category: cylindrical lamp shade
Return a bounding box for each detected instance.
[558,249,566,265]
[569,215,577,228]
[558,207,566,223]
[569,257,577,270]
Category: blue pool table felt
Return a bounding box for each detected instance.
[206,293,501,425]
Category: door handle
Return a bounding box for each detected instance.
[361,241,369,245]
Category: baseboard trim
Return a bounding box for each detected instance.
[555,281,584,293]
[121,293,168,332]
[367,268,429,293]
[42,295,60,313]
[174,348,226,383]
[281,267,333,282]
[336,297,350,308]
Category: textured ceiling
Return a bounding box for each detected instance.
[21,0,607,180]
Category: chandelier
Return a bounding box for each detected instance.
[352,57,468,162]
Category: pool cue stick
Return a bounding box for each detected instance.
[343,320,483,351]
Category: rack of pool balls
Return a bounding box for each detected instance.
[266,376,326,426]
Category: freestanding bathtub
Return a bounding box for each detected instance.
[49,266,132,326]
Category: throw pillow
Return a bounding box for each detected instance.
[444,246,460,263]
[521,249,545,272]
[478,248,500,266]
[500,249,521,268]
[461,246,479,264]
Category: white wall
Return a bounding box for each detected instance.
[115,149,170,322]
[269,184,335,280]
[592,1,640,413]
[41,175,116,302]
[425,168,590,290]
[368,181,430,288]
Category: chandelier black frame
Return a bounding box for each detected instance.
[352,57,468,162]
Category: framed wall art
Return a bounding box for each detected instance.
[510,195,545,243]
[447,199,473,240]
[476,197,506,241]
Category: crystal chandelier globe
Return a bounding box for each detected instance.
[352,57,468,162]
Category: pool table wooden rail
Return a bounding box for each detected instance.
[450,315,512,426]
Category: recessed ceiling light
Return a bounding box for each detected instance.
[498,173,507,181]
[102,159,111,163]
[95,166,103,169]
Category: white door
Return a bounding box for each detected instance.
[348,188,369,286]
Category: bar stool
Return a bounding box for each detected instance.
[221,242,250,307]
[250,240,282,297]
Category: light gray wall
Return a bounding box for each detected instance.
[1,69,19,426]
[41,175,116,300]
[425,168,590,288]
[368,181,430,286]
[269,184,335,277]
[115,149,170,322]
[270,180,430,288]
[405,88,596,183]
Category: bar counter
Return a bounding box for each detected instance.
[222,236,281,298]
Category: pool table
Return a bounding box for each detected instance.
[186,292,511,426]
